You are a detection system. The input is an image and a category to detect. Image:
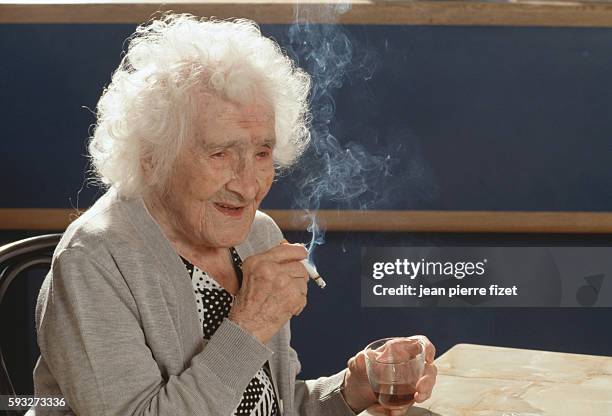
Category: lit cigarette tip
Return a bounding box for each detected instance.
[313,276,327,289]
[300,259,327,289]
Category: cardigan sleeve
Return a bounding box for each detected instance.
[289,346,356,416]
[34,247,273,416]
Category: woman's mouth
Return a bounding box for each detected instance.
[213,202,245,217]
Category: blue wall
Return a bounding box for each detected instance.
[4,24,612,210]
[2,23,612,393]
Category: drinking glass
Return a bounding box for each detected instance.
[365,337,425,413]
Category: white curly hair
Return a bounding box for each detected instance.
[88,13,311,198]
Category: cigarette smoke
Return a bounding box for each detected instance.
[283,4,436,262]
[284,4,387,261]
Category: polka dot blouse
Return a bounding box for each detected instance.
[181,248,280,416]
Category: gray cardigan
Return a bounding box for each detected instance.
[30,189,355,416]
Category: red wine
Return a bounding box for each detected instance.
[374,383,416,408]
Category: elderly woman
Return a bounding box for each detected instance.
[31,14,436,416]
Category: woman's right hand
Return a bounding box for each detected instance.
[228,242,309,343]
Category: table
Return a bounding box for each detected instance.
[363,343,612,416]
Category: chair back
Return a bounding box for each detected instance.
[0,234,62,396]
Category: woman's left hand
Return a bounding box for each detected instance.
[341,336,437,414]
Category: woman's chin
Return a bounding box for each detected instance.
[210,222,253,247]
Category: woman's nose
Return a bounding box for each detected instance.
[227,158,258,200]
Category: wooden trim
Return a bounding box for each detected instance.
[2,1,612,27]
[0,208,81,231]
[3,208,612,233]
[267,209,612,233]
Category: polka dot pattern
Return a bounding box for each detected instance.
[181,249,279,416]
[189,266,233,338]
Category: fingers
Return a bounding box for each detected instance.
[278,261,309,281]
[383,335,435,363]
[289,272,308,297]
[347,350,367,373]
[414,363,437,403]
[281,262,308,315]
[290,279,308,315]
[253,261,307,315]
[243,255,308,287]
[265,241,308,263]
[408,335,436,364]
[242,238,308,281]
[375,338,422,363]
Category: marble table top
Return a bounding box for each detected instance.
[361,343,612,416]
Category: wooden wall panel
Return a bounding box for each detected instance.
[2,1,612,27]
[3,208,612,233]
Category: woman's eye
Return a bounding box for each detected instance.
[257,146,273,159]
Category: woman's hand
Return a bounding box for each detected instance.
[228,243,309,343]
[341,336,438,414]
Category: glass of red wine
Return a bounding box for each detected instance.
[365,337,425,414]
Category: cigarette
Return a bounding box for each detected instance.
[301,259,327,289]
[281,239,327,289]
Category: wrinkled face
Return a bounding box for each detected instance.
[159,95,276,248]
